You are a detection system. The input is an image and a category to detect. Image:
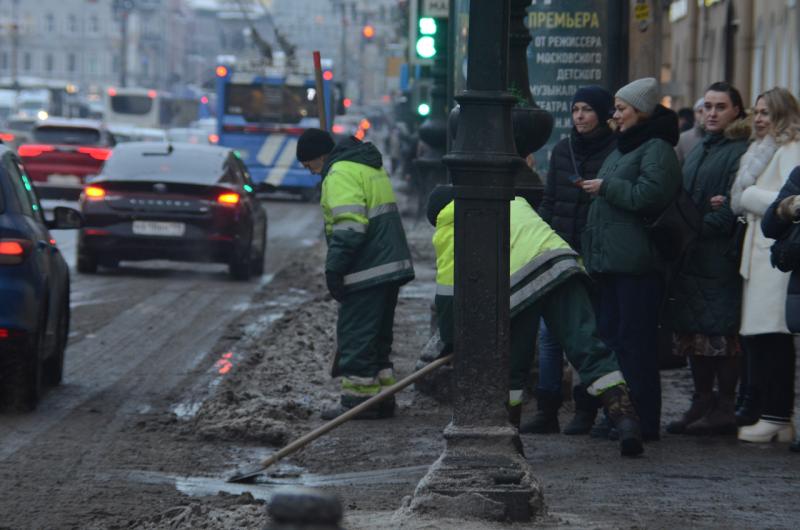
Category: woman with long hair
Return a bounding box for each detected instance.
[580,78,682,440]
[730,87,800,443]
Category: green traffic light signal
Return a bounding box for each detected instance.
[416,36,436,59]
[417,103,431,116]
[419,17,437,35]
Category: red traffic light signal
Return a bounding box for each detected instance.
[362,24,375,39]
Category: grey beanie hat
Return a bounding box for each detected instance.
[615,77,659,115]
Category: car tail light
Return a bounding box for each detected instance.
[18,144,55,157]
[0,132,15,142]
[0,328,27,341]
[332,124,345,134]
[217,192,240,206]
[84,186,106,200]
[77,147,112,161]
[0,239,32,265]
[208,134,219,144]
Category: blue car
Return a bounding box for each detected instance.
[0,145,82,411]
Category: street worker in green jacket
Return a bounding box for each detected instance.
[296,128,415,420]
[426,184,644,457]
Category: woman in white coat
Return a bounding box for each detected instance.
[730,87,800,443]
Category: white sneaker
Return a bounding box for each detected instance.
[738,419,795,443]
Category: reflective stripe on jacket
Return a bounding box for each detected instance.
[433,196,584,339]
[322,159,414,292]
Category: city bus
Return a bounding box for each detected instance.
[214,63,333,201]
[104,87,203,129]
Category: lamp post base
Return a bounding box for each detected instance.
[404,424,544,522]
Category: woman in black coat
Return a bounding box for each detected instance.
[523,86,616,436]
[761,164,800,452]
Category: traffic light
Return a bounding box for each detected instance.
[415,17,437,59]
[417,102,431,116]
[409,0,446,65]
[362,24,375,40]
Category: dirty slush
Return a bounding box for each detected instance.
[2,212,799,529]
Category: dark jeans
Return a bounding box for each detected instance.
[536,318,564,395]
[594,273,664,438]
[337,283,400,378]
[741,333,796,422]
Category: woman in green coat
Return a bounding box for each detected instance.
[666,82,749,436]
[581,77,682,440]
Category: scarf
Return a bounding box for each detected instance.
[730,135,778,215]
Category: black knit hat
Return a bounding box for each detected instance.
[296,128,335,162]
[572,85,614,120]
[426,185,455,227]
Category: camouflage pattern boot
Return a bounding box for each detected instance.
[600,384,644,457]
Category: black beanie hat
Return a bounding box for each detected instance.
[426,185,455,227]
[296,128,335,162]
[572,85,614,121]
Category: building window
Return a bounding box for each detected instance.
[23,52,31,71]
[90,15,99,33]
[45,53,54,72]
[68,53,76,73]
[112,55,120,74]
[69,14,78,33]
[0,52,7,70]
[45,13,55,32]
[87,54,98,75]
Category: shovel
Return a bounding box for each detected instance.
[226,353,453,483]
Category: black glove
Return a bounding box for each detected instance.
[325,271,346,302]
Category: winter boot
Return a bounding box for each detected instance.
[321,376,391,420]
[685,395,737,435]
[507,403,522,430]
[735,386,762,426]
[738,419,795,443]
[666,393,714,434]
[600,384,644,457]
[563,385,599,435]
[590,413,612,439]
[519,390,561,434]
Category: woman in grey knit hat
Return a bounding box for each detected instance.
[580,77,682,441]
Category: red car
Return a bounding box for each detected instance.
[18,118,116,200]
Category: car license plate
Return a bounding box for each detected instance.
[132,221,185,237]
[48,174,82,186]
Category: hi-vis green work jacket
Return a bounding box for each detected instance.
[433,197,583,344]
[321,140,414,293]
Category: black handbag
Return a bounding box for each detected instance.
[770,222,800,272]
[646,188,703,262]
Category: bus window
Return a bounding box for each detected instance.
[111,94,153,115]
[224,84,317,124]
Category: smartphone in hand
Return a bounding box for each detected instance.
[568,174,584,187]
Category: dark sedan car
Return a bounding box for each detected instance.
[0,145,82,411]
[76,142,267,280]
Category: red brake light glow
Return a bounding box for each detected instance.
[332,124,344,134]
[216,65,228,77]
[18,144,55,157]
[84,186,106,200]
[217,192,240,205]
[147,90,158,99]
[208,133,219,144]
[0,132,15,142]
[77,147,112,161]
[0,239,30,265]
[0,329,8,339]
[107,87,117,96]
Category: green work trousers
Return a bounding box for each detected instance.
[510,276,621,393]
[337,283,400,378]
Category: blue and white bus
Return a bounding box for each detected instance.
[215,63,333,201]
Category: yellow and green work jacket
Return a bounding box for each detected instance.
[321,139,414,293]
[433,196,584,344]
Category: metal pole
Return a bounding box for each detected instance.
[407,0,543,522]
[10,0,19,90]
[120,12,129,87]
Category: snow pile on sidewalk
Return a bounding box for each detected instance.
[189,244,341,445]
